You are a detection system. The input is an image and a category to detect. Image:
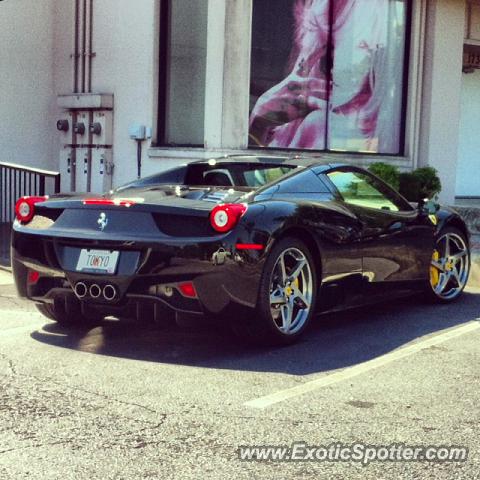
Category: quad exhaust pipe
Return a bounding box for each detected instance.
[103,284,117,301]
[74,282,88,299]
[89,284,102,299]
[74,282,118,301]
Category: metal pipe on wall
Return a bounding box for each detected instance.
[72,0,94,94]
[81,0,87,93]
[73,0,80,93]
[86,0,94,93]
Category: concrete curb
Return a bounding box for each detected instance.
[450,207,480,288]
[470,253,480,289]
[468,234,480,289]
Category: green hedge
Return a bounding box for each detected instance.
[368,162,400,191]
[368,163,442,202]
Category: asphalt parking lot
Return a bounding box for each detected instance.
[0,268,479,479]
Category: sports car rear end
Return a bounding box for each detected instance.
[11,188,268,323]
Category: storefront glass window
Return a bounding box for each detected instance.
[249,0,409,155]
[164,0,208,145]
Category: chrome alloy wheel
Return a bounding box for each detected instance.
[269,247,314,335]
[430,232,470,300]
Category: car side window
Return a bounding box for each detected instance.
[327,170,405,212]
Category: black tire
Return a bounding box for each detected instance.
[233,236,318,346]
[425,226,470,304]
[35,297,102,326]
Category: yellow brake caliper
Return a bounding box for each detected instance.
[286,278,300,298]
[430,250,440,288]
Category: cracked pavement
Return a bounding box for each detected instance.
[0,269,479,479]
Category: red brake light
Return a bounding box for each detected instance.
[210,204,247,233]
[15,196,48,224]
[27,270,40,285]
[83,198,136,207]
[178,282,197,298]
[236,243,264,251]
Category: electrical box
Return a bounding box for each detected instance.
[57,93,114,194]
[128,124,146,140]
[76,147,90,193]
[91,148,114,193]
[59,147,75,192]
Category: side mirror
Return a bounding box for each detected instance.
[417,198,440,216]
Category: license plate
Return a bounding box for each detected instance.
[76,249,120,274]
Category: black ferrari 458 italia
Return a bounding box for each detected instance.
[11,156,471,344]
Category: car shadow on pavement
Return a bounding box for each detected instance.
[30,291,480,376]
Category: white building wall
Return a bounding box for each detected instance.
[419,0,466,204]
[92,0,157,187]
[0,0,58,171]
[456,70,480,197]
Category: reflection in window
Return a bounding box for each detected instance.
[244,167,293,187]
[328,171,399,211]
[165,0,208,145]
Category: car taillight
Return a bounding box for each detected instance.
[210,204,247,233]
[15,196,48,224]
[27,270,40,285]
[178,282,197,298]
[83,198,137,207]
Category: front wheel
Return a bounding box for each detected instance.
[427,227,470,303]
[234,237,318,345]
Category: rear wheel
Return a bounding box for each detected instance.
[234,237,318,345]
[427,227,470,303]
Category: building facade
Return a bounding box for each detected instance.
[0,0,478,204]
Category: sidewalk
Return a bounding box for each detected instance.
[455,204,480,287]
[0,267,16,299]
[0,267,13,285]
[0,223,11,266]
[469,234,480,288]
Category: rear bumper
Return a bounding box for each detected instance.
[11,227,267,318]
